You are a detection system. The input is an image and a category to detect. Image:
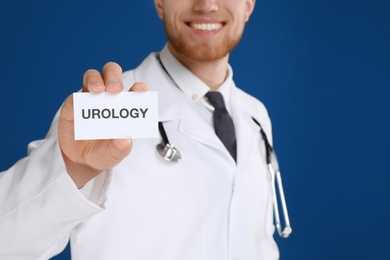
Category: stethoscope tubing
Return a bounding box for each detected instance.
[252,118,292,238]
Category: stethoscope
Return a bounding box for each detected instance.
[155,53,292,238]
[156,119,292,238]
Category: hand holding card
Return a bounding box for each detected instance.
[58,62,149,188]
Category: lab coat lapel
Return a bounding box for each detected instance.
[133,53,229,155]
[230,86,260,166]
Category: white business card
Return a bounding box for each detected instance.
[73,92,158,140]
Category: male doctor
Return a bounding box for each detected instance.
[0,0,280,259]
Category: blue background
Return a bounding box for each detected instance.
[1,0,389,259]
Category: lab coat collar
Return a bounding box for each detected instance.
[158,44,234,109]
[133,52,235,162]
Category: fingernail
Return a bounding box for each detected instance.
[107,78,120,88]
[89,81,104,92]
[90,80,103,86]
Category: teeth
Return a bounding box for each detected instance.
[191,23,222,31]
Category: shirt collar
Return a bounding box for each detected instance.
[159,44,234,105]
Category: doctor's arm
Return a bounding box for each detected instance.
[0,62,147,258]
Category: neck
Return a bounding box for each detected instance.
[168,44,229,91]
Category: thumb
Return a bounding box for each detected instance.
[60,93,75,122]
[107,138,133,163]
[129,82,149,92]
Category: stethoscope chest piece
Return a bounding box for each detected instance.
[157,122,181,162]
[156,143,181,162]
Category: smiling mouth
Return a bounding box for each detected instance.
[188,22,223,32]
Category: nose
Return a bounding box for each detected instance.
[193,0,218,13]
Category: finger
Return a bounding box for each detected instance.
[82,69,105,93]
[102,62,124,94]
[129,82,149,92]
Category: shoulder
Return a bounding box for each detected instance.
[121,52,158,91]
[234,87,273,142]
[234,87,270,122]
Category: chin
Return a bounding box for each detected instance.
[176,39,239,62]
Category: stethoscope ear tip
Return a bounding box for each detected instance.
[281,227,292,238]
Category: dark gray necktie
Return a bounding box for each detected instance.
[206,91,237,161]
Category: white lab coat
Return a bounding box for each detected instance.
[0,52,279,260]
